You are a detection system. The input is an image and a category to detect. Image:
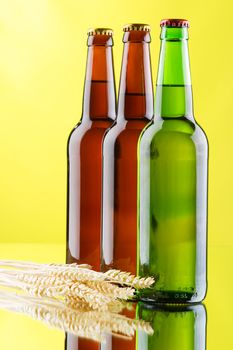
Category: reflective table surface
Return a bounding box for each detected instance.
[0,243,232,349]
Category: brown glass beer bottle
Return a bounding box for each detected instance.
[101,24,154,274]
[67,28,116,271]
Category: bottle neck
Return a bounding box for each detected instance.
[118,31,154,120]
[155,27,193,120]
[82,36,116,121]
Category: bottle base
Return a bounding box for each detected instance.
[139,290,203,304]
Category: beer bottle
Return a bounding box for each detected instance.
[137,302,207,350]
[101,24,154,274]
[67,28,116,271]
[138,19,208,303]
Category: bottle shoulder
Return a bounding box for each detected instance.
[139,117,208,152]
[140,118,207,139]
[193,122,209,146]
[68,119,114,155]
[103,118,151,140]
[68,119,114,141]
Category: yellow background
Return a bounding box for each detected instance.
[0,1,232,348]
[0,0,233,244]
[0,0,232,246]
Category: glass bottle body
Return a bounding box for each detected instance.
[102,117,151,274]
[138,114,208,303]
[67,118,114,270]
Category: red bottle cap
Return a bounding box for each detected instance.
[160,19,190,28]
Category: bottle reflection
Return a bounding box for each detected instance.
[64,303,206,349]
[64,303,138,350]
[65,334,100,350]
[137,303,207,350]
[100,305,136,350]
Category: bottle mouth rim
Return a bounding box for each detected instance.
[160,19,189,28]
[123,23,151,32]
[87,28,113,36]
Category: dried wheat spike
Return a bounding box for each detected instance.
[12,267,104,283]
[0,268,105,289]
[21,281,111,308]
[16,274,67,287]
[0,260,155,290]
[84,280,135,300]
[65,296,94,311]
[41,267,104,282]
[69,282,112,307]
[104,270,155,289]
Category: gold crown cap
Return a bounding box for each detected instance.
[123,23,151,32]
[87,28,113,36]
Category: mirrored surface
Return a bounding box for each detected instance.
[0,243,232,349]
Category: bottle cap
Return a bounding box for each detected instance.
[87,28,113,36]
[160,19,190,28]
[123,23,151,32]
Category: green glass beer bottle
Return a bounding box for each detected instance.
[138,19,208,303]
[137,302,207,350]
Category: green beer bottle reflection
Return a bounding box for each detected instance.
[138,19,208,303]
[137,302,207,350]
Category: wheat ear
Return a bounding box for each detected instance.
[104,270,155,289]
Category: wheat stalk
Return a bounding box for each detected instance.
[0,260,90,270]
[0,260,155,311]
[0,261,154,289]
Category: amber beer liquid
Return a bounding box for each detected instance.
[66,28,116,271]
[101,24,154,275]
